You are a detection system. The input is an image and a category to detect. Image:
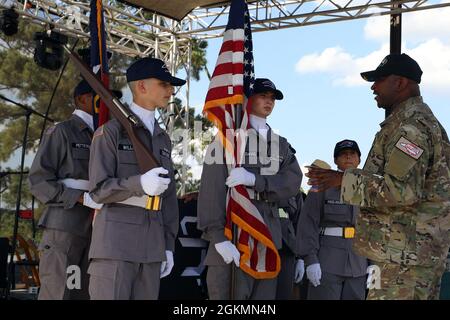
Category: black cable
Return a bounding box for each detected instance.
[37,38,79,145]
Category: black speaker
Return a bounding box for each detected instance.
[159,199,208,299]
[33,31,68,71]
[0,8,19,36]
[0,237,9,289]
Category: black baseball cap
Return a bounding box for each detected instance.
[74,80,123,99]
[334,139,361,158]
[253,78,283,100]
[360,53,423,83]
[126,57,186,86]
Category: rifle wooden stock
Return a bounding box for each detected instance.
[65,47,160,173]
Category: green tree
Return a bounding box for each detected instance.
[190,39,209,81]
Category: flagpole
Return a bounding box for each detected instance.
[230,103,242,300]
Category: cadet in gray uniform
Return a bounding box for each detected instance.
[298,140,369,300]
[87,58,184,300]
[29,80,105,300]
[198,78,302,300]
[276,191,304,299]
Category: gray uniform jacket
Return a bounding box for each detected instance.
[279,193,303,256]
[88,118,178,263]
[297,187,368,277]
[28,114,93,238]
[197,129,302,265]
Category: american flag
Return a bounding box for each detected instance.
[89,0,109,129]
[203,0,280,279]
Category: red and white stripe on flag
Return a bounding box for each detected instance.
[202,0,280,279]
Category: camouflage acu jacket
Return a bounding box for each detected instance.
[341,96,450,267]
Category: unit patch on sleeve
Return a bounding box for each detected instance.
[395,136,424,160]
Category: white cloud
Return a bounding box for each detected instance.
[364,5,450,44]
[296,43,389,87]
[408,38,450,94]
[295,13,450,95]
[295,47,355,74]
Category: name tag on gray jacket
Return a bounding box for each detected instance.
[118,144,134,151]
[325,199,344,205]
[72,143,90,150]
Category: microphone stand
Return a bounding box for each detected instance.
[0,94,53,299]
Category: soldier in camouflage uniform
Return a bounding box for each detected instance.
[306,53,450,300]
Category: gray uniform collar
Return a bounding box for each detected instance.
[71,114,93,133]
[125,108,166,137]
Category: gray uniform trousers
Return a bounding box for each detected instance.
[276,193,303,300]
[88,259,161,300]
[307,272,366,300]
[28,114,94,300]
[198,131,302,300]
[87,118,179,300]
[275,247,296,300]
[38,228,90,300]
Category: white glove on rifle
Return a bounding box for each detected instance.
[83,192,103,210]
[294,259,305,284]
[226,167,256,188]
[306,263,322,287]
[215,240,240,267]
[160,250,174,278]
[366,265,379,289]
[140,167,170,196]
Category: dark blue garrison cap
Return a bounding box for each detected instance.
[74,79,123,99]
[253,78,284,100]
[334,139,361,158]
[126,57,186,86]
[74,80,93,97]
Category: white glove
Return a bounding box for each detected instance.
[83,192,103,209]
[140,167,170,196]
[225,167,256,188]
[294,259,305,283]
[306,263,322,287]
[160,250,174,278]
[214,240,240,267]
[366,265,379,289]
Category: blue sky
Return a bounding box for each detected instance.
[186,6,450,189]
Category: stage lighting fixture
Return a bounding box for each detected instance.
[33,31,68,71]
[0,8,19,36]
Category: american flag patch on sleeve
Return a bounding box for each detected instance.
[395,136,424,160]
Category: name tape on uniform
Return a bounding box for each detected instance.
[118,144,134,151]
[72,143,90,150]
[325,199,344,205]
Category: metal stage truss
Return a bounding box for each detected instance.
[1,0,449,194]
